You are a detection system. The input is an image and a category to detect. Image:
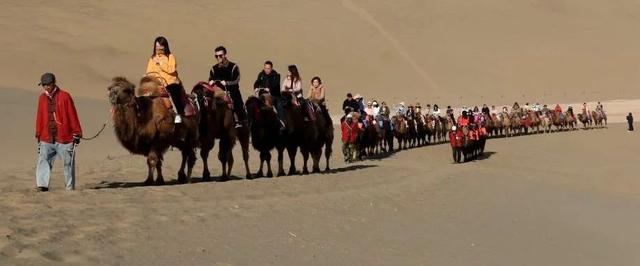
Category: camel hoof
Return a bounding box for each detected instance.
[155,178,165,186]
[177,173,188,184]
[302,168,309,175]
[266,172,273,178]
[144,178,154,186]
[256,171,264,178]
[277,170,286,177]
[288,169,296,176]
[246,173,253,180]
[312,167,320,173]
[218,175,230,182]
[325,167,330,172]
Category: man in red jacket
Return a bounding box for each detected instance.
[35,73,82,191]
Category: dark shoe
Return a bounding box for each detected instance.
[37,187,49,192]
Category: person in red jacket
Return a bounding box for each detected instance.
[341,113,362,162]
[35,73,82,191]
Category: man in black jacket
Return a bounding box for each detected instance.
[209,46,246,128]
[342,93,359,115]
[628,112,634,131]
[253,61,281,96]
[253,61,283,121]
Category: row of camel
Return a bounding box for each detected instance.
[108,77,333,185]
[107,76,607,185]
[354,108,608,159]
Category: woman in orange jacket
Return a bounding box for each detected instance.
[145,36,185,123]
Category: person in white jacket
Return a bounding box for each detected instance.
[281,65,303,106]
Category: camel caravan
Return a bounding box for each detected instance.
[105,37,609,184]
[339,100,608,164]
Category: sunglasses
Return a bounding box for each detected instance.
[215,54,225,58]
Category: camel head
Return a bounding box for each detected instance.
[108,77,136,106]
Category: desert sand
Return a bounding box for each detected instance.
[1,0,640,265]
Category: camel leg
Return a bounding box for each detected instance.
[178,147,188,184]
[240,132,251,179]
[227,153,234,179]
[311,149,322,173]
[155,153,165,186]
[187,148,196,182]
[201,144,212,182]
[257,151,266,178]
[145,153,156,186]
[324,143,332,171]
[301,148,310,175]
[218,138,231,181]
[265,152,273,177]
[277,147,286,177]
[287,145,298,176]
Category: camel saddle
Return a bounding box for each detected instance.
[138,80,196,117]
[193,82,233,109]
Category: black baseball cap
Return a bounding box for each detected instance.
[39,73,56,86]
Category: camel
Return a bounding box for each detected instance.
[490,113,503,137]
[591,110,604,128]
[415,113,428,146]
[500,112,512,137]
[393,115,408,150]
[245,95,281,177]
[577,112,591,129]
[108,77,198,185]
[440,116,451,142]
[425,115,437,143]
[192,82,251,181]
[405,115,417,148]
[539,112,552,133]
[527,111,541,134]
[377,117,394,152]
[565,111,577,130]
[279,92,333,175]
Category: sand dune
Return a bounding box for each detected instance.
[2,0,640,110]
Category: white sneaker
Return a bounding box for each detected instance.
[174,115,182,124]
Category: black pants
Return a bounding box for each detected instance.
[629,121,634,131]
[227,87,246,122]
[166,83,185,116]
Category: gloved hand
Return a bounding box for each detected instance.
[73,134,81,144]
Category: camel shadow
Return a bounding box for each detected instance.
[322,164,378,174]
[90,175,245,190]
[91,164,377,190]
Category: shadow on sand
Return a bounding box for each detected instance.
[90,164,378,190]
[474,151,496,161]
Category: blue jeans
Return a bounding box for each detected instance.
[36,141,75,190]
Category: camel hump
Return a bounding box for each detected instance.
[109,77,135,92]
[138,76,164,97]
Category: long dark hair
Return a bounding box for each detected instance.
[152,36,171,57]
[288,65,300,82]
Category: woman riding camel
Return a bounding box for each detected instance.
[309,76,325,106]
[282,65,303,106]
[145,36,184,123]
[433,104,441,116]
[145,36,185,123]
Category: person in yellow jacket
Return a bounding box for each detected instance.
[145,36,185,123]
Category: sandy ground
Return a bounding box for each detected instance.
[2,0,640,265]
[1,120,639,265]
